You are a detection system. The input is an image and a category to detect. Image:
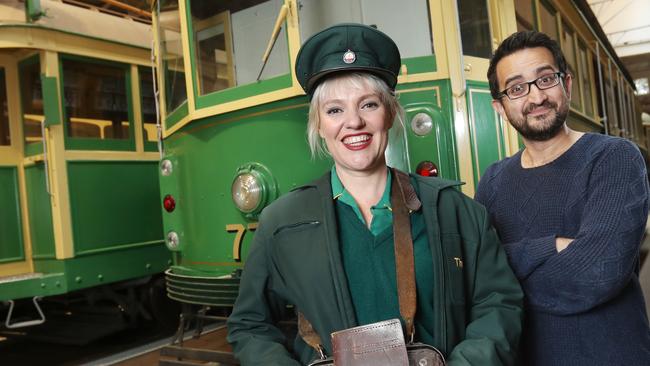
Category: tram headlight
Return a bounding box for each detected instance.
[160,159,173,176]
[410,112,433,136]
[232,173,263,213]
[231,163,277,218]
[166,231,180,250]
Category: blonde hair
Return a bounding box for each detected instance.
[306,72,404,159]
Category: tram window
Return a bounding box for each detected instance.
[299,0,434,60]
[579,43,594,116]
[625,88,634,137]
[561,22,581,110]
[605,78,619,134]
[458,0,492,58]
[19,57,43,144]
[139,67,158,143]
[61,58,129,140]
[159,0,188,113]
[514,0,535,32]
[539,1,559,42]
[614,79,623,134]
[0,69,9,145]
[188,0,290,94]
[622,86,630,137]
[592,58,604,121]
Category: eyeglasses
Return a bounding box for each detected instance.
[498,72,565,100]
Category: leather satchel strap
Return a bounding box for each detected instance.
[391,168,421,342]
[299,311,328,359]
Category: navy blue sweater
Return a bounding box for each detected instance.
[476,133,650,365]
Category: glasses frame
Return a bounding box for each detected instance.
[498,72,566,100]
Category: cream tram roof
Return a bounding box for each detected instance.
[0,0,151,49]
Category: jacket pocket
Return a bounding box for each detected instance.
[269,221,328,294]
[441,233,466,305]
[273,220,320,236]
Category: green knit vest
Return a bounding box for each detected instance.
[335,200,437,345]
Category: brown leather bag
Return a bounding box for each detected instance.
[302,169,445,366]
[331,319,408,365]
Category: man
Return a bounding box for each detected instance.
[476,30,650,365]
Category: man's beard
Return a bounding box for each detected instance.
[508,101,568,141]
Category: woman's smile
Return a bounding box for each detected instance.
[342,133,373,150]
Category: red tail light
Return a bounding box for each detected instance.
[163,194,176,212]
[416,161,439,177]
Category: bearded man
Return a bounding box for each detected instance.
[476,30,650,366]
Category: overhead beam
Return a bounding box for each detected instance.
[100,0,151,18]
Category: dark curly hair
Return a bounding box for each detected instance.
[487,31,568,99]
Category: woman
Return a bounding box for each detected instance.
[227,23,523,365]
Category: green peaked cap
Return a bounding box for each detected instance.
[295,23,401,97]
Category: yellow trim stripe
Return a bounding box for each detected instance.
[65,151,160,161]
[0,27,150,66]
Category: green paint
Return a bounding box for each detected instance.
[398,80,459,180]
[24,142,43,156]
[25,0,44,22]
[466,81,505,187]
[194,74,293,109]
[1,244,169,301]
[401,55,437,74]
[67,161,163,254]
[41,75,61,126]
[165,101,189,131]
[398,80,457,181]
[161,97,331,274]
[0,273,65,302]
[0,167,25,263]
[24,164,55,258]
[60,243,170,292]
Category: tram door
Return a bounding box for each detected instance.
[454,0,517,190]
[0,53,35,278]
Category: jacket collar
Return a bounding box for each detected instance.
[293,171,463,202]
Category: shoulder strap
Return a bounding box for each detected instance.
[391,168,421,343]
[298,311,328,359]
[297,168,423,354]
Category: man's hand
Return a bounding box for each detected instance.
[556,237,574,252]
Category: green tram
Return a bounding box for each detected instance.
[154,0,646,308]
[0,0,172,336]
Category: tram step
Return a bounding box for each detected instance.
[160,345,239,366]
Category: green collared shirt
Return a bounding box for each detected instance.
[330,167,393,235]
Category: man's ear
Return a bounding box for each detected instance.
[563,73,573,100]
[492,99,507,121]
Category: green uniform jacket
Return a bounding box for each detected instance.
[227,172,523,365]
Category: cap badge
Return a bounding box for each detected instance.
[343,50,356,64]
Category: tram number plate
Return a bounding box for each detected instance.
[226,223,258,261]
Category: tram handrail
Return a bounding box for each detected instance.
[4,296,46,329]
